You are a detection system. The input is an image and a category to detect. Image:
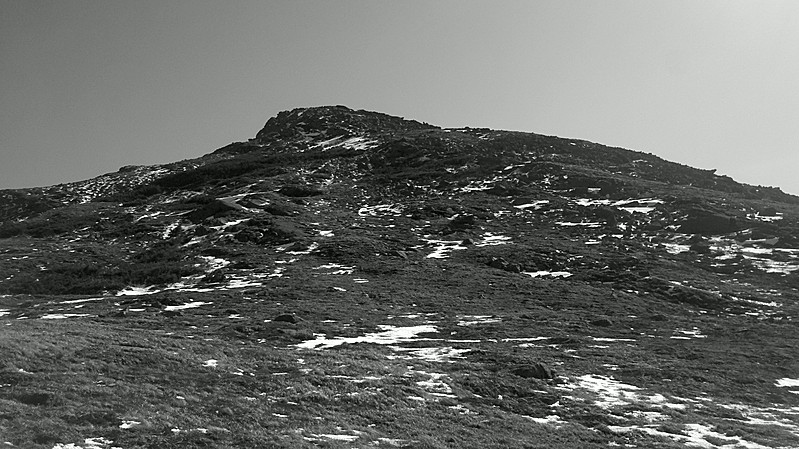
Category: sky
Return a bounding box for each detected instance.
[2,1,799,194]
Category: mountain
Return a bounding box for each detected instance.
[1,106,798,448]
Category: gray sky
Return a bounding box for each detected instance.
[2,1,798,194]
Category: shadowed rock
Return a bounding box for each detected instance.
[511,363,555,380]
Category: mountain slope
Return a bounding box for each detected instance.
[1,106,798,448]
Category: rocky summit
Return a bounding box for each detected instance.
[1,106,799,448]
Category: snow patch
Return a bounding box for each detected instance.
[556,221,602,228]
[525,415,565,426]
[523,271,572,278]
[52,437,116,449]
[58,297,103,304]
[358,204,404,217]
[116,286,161,296]
[40,313,90,319]
[456,315,501,326]
[199,256,229,272]
[514,200,549,210]
[475,233,511,247]
[776,378,799,388]
[296,324,438,350]
[389,346,470,362]
[312,263,355,275]
[557,374,686,410]
[421,237,468,259]
[119,420,141,429]
[164,301,211,311]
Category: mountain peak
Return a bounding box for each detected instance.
[254,105,437,142]
[4,106,799,448]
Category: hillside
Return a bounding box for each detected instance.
[1,105,798,448]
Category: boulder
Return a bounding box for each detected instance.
[593,207,617,226]
[678,208,739,235]
[690,241,712,254]
[590,317,613,327]
[443,214,477,234]
[487,257,523,273]
[273,313,300,324]
[186,199,237,223]
[511,363,555,380]
[278,184,324,197]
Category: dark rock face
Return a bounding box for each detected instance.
[231,217,304,244]
[186,200,237,223]
[592,207,618,226]
[678,208,739,235]
[690,240,712,254]
[511,363,555,380]
[273,313,300,324]
[487,257,524,273]
[589,317,613,327]
[254,106,436,142]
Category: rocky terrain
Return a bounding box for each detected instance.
[1,105,798,448]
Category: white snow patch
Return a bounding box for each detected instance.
[458,180,495,193]
[162,221,180,239]
[456,315,501,326]
[119,420,141,429]
[557,375,686,410]
[312,263,355,275]
[590,337,637,342]
[316,434,359,442]
[358,204,404,217]
[749,212,784,222]
[135,211,164,222]
[52,437,116,449]
[525,415,565,426]
[671,327,706,339]
[389,346,470,362]
[503,337,550,342]
[199,256,229,271]
[412,371,454,396]
[304,429,363,443]
[514,200,549,210]
[422,238,469,259]
[475,233,511,247]
[776,378,799,388]
[296,324,437,350]
[663,242,690,254]
[116,286,162,296]
[574,198,662,211]
[287,242,319,255]
[683,422,771,448]
[523,271,572,278]
[556,221,602,228]
[378,437,416,446]
[341,136,379,151]
[40,313,89,319]
[58,297,103,304]
[223,276,265,289]
[164,301,211,311]
[212,218,248,231]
